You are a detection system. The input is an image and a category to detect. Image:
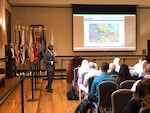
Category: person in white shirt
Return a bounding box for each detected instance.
[83,62,101,91]
[131,63,150,92]
[113,57,120,72]
[133,57,144,68]
[133,57,145,77]
[77,59,89,84]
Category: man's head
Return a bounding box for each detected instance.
[143,63,150,76]
[88,62,95,69]
[48,44,53,50]
[101,62,109,72]
[10,43,14,48]
[109,63,116,71]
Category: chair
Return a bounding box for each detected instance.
[73,67,79,85]
[73,67,87,101]
[119,80,136,89]
[83,76,95,99]
[139,106,150,113]
[111,89,133,113]
[93,81,118,113]
[87,76,95,93]
[78,72,89,101]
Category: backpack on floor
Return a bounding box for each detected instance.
[74,99,93,113]
[67,85,79,100]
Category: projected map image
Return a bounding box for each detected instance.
[89,23,119,43]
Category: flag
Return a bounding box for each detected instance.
[33,29,37,61]
[43,28,47,53]
[21,26,25,64]
[15,25,19,65]
[39,35,43,61]
[18,26,22,64]
[25,27,29,62]
[29,27,34,62]
[51,28,54,46]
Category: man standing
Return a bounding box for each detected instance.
[7,43,18,77]
[44,44,55,93]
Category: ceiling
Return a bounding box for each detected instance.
[7,0,150,7]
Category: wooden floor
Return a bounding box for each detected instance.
[0,76,80,113]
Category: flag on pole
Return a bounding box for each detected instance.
[15,25,19,65]
[51,28,54,46]
[18,26,22,64]
[21,26,25,64]
[39,35,43,61]
[25,27,29,62]
[43,28,47,53]
[37,27,43,61]
[29,27,34,62]
[50,28,56,56]
[33,28,37,61]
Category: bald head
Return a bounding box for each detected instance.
[143,63,150,76]
[109,63,116,70]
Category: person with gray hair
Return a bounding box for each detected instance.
[83,62,101,88]
[131,63,150,92]
[79,61,101,99]
[108,63,118,75]
[44,44,55,93]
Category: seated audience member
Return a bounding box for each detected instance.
[131,63,150,92]
[113,57,120,72]
[77,59,89,84]
[133,57,145,74]
[108,63,119,75]
[123,78,150,113]
[117,64,133,84]
[88,58,99,70]
[77,59,89,99]
[88,62,117,102]
[138,60,148,79]
[133,57,148,79]
[82,62,101,93]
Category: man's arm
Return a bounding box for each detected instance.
[43,52,51,64]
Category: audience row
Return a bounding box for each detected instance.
[74,57,150,113]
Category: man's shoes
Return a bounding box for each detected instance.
[15,74,19,77]
[47,89,53,93]
[46,85,53,93]
[45,86,48,89]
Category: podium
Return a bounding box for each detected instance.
[66,58,82,83]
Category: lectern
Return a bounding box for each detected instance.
[66,58,82,83]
